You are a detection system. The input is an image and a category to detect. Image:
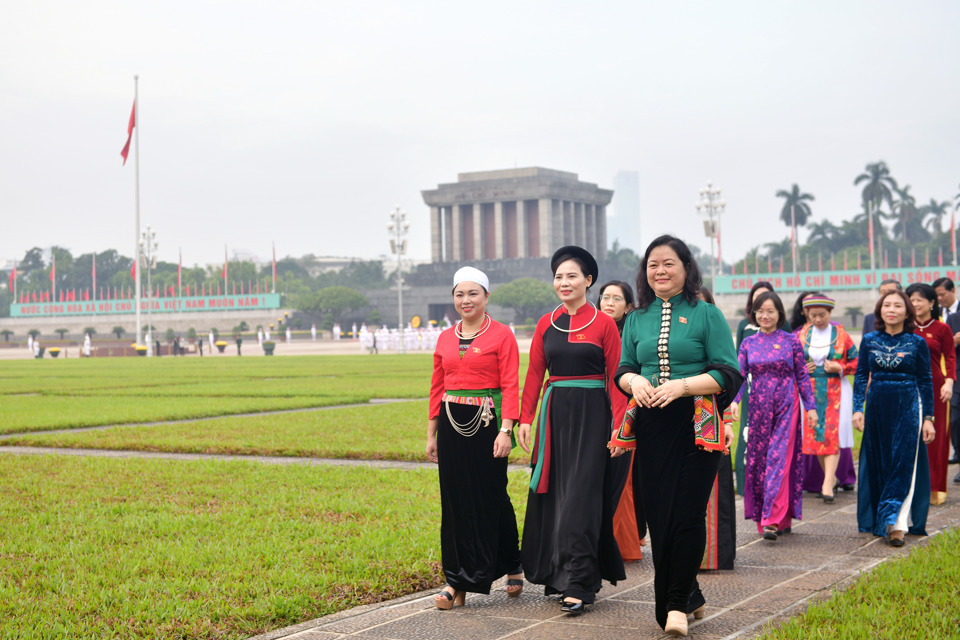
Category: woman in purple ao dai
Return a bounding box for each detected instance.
[731,292,818,540]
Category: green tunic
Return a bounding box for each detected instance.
[618,293,739,389]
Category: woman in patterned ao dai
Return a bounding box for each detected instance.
[731,292,818,540]
[853,290,936,547]
[797,295,859,503]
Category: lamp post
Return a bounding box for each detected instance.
[388,205,409,354]
[695,182,725,280]
[139,226,158,356]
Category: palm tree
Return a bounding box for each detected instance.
[920,199,951,235]
[806,220,838,250]
[775,184,815,272]
[891,185,926,243]
[854,161,898,270]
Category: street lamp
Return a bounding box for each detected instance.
[139,226,158,356]
[695,182,725,280]
[388,205,409,354]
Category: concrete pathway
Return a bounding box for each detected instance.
[248,480,960,640]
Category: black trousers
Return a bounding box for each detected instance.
[951,397,960,460]
[634,397,722,629]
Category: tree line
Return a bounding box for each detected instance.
[753,161,960,271]
[0,249,390,319]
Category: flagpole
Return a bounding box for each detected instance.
[134,74,142,348]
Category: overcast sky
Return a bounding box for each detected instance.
[2,1,958,270]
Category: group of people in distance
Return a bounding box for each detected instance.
[425,235,957,637]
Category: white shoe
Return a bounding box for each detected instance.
[665,610,688,636]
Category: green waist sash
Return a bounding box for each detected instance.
[444,388,514,448]
[529,379,605,493]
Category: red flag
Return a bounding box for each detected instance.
[178,248,182,294]
[938,246,944,266]
[121,101,135,165]
[7,260,15,290]
[779,256,784,273]
[732,262,737,275]
[767,254,772,272]
[256,280,260,294]
[84,290,90,301]
[911,247,916,268]
[844,253,848,270]
[130,261,136,281]
[897,248,902,268]
[92,253,97,294]
[217,281,221,295]
[867,210,875,266]
[50,254,55,284]
[952,210,957,264]
[926,247,930,267]
[754,254,759,274]
[168,285,175,297]
[857,252,861,270]
[31,291,37,303]
[232,281,236,295]
[830,254,835,271]
[805,254,810,272]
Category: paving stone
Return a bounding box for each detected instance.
[550,599,654,628]
[496,620,666,640]
[350,613,529,639]
[285,632,345,639]
[316,602,429,634]
[686,607,770,635]
[781,570,850,590]
[733,586,812,614]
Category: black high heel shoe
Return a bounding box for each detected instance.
[560,598,586,615]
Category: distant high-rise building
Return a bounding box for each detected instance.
[608,171,640,252]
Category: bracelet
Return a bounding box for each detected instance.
[626,374,638,392]
[683,378,689,396]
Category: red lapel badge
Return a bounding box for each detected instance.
[679,317,687,324]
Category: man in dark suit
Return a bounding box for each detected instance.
[946,309,960,477]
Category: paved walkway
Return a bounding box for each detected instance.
[249,479,960,640]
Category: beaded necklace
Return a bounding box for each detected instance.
[549,303,598,333]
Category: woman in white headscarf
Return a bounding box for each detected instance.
[426,266,524,609]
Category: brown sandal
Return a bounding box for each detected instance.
[435,586,465,610]
[505,577,524,597]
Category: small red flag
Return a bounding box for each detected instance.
[130,261,136,281]
[8,260,15,290]
[50,255,55,284]
[121,101,136,165]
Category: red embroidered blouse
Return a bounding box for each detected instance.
[429,319,521,421]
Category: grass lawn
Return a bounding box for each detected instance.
[0,354,536,435]
[0,355,436,434]
[0,455,529,640]
[6,400,534,465]
[760,525,960,639]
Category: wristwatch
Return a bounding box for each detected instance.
[499,427,512,434]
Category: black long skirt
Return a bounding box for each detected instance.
[521,387,627,603]
[437,402,522,593]
[633,397,722,629]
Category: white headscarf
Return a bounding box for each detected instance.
[452,266,489,292]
